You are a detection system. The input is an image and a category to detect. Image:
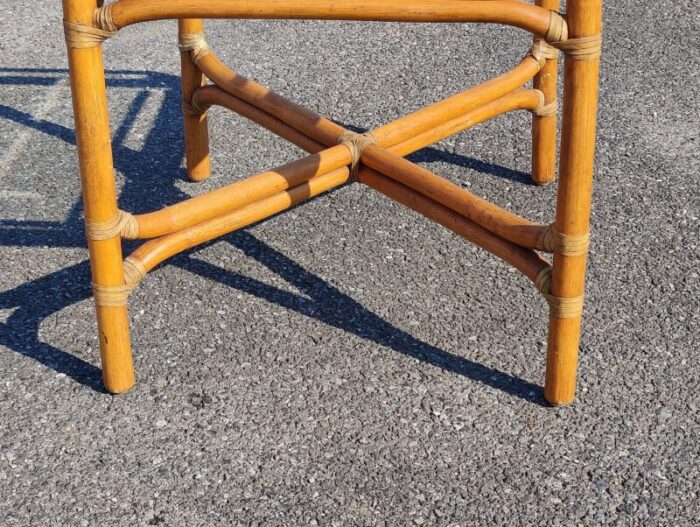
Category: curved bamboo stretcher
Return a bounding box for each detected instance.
[61,0,602,405]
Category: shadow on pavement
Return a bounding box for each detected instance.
[0,67,544,404]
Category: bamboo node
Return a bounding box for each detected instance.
[546,12,568,42]
[92,283,131,308]
[338,131,378,181]
[85,210,139,241]
[539,224,590,256]
[93,4,118,33]
[552,34,602,61]
[123,256,147,289]
[535,267,585,319]
[63,19,116,49]
[179,33,211,64]
[531,38,559,67]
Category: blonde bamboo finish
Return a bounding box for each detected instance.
[63,0,134,393]
[359,168,550,283]
[131,169,350,272]
[179,19,210,182]
[390,89,542,157]
[132,88,545,241]
[545,0,602,405]
[531,0,560,185]
[61,0,600,405]
[372,57,541,148]
[195,52,346,146]
[108,0,557,38]
[135,146,352,238]
[194,86,326,154]
[195,51,541,151]
[361,146,547,249]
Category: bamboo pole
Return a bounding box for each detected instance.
[62,0,134,393]
[360,168,550,282]
[195,52,345,146]
[194,86,326,154]
[361,146,547,249]
[130,168,349,272]
[196,51,541,151]
[179,19,211,182]
[107,0,557,38]
[545,0,602,405]
[371,57,541,148]
[135,145,351,238]
[197,86,541,160]
[132,90,546,242]
[390,89,542,157]
[531,0,559,185]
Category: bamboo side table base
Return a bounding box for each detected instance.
[61,0,602,406]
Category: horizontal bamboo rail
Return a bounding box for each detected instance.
[362,146,546,249]
[371,57,541,148]
[390,89,542,157]
[106,0,559,39]
[195,52,345,146]
[135,145,351,238]
[194,86,326,154]
[195,50,541,151]
[360,168,549,283]
[127,44,547,242]
[198,84,542,162]
[133,88,545,242]
[131,168,349,272]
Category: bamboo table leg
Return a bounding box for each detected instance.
[531,0,559,185]
[179,19,211,182]
[63,0,135,393]
[61,0,601,403]
[544,0,602,405]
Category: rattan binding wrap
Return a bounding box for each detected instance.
[338,132,378,181]
[539,224,590,256]
[123,256,147,289]
[85,210,139,241]
[179,33,212,64]
[92,257,146,307]
[63,19,116,49]
[553,34,602,61]
[535,267,585,319]
[92,283,131,307]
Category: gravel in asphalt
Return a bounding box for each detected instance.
[0,1,698,525]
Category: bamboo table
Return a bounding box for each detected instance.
[61,0,602,405]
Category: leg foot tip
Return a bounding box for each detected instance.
[103,376,136,395]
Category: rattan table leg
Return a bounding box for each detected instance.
[544,0,602,405]
[179,18,211,181]
[63,0,135,393]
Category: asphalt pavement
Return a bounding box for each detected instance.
[0,1,698,525]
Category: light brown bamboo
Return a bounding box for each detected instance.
[194,86,326,154]
[195,52,345,146]
[135,145,351,238]
[108,0,556,38]
[390,89,542,157]
[196,51,541,151]
[545,0,602,406]
[63,0,134,393]
[132,89,545,242]
[131,168,349,272]
[361,145,546,249]
[360,168,549,282]
[179,19,211,182]
[371,57,541,148]
[531,0,559,185]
